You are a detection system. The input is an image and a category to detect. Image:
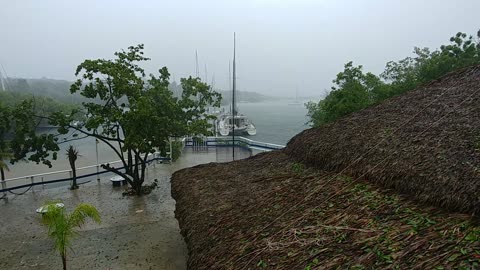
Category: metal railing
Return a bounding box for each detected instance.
[1,137,284,195]
[0,156,168,195]
[185,136,285,152]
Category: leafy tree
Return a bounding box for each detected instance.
[0,105,11,183]
[9,99,59,166]
[0,91,77,192]
[307,30,480,127]
[306,62,384,126]
[66,146,80,190]
[0,100,59,177]
[41,202,101,270]
[382,32,480,93]
[51,44,221,195]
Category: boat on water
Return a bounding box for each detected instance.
[217,114,256,136]
[288,88,302,105]
[217,33,256,136]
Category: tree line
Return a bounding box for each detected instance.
[306,30,480,127]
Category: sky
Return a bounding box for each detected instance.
[1,0,479,97]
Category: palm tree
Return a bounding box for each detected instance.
[0,155,9,181]
[0,152,12,196]
[0,151,12,180]
[66,146,80,190]
[41,202,101,270]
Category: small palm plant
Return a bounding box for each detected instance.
[41,202,101,270]
[66,146,80,190]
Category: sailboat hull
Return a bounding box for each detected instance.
[217,114,256,136]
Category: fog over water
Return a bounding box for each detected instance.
[2,0,480,97]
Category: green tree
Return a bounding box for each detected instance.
[8,99,59,166]
[382,32,480,93]
[0,92,76,195]
[0,100,59,177]
[51,44,221,195]
[66,146,80,190]
[0,100,62,198]
[41,202,101,270]
[306,62,384,127]
[307,29,480,127]
[0,105,11,183]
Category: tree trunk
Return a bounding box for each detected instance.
[70,163,78,190]
[1,168,6,197]
[71,168,78,189]
[133,175,143,195]
[133,154,145,195]
[62,254,67,270]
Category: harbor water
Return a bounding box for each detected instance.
[4,100,309,180]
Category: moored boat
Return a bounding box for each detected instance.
[216,33,256,137]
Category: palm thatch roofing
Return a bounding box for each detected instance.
[171,65,480,269]
[286,65,480,214]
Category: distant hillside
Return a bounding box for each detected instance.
[3,77,85,104]
[219,90,275,105]
[2,77,275,106]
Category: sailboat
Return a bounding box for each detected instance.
[217,33,256,136]
[288,88,302,105]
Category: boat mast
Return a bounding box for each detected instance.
[233,33,237,117]
[205,64,208,83]
[0,63,8,92]
[211,73,215,90]
[0,70,5,92]
[296,86,298,102]
[228,61,232,113]
[195,50,199,78]
[232,32,236,160]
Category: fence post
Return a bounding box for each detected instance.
[41,177,45,189]
[30,176,35,193]
[95,138,100,181]
[169,137,172,164]
[1,177,7,199]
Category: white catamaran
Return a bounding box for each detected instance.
[217,33,256,136]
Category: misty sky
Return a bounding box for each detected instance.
[1,0,479,97]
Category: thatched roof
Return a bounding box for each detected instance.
[172,152,480,269]
[171,65,480,269]
[286,65,480,214]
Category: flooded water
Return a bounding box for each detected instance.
[236,100,309,145]
[0,101,309,268]
[4,101,309,180]
[0,165,189,270]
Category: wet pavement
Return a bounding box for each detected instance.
[0,147,251,270]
